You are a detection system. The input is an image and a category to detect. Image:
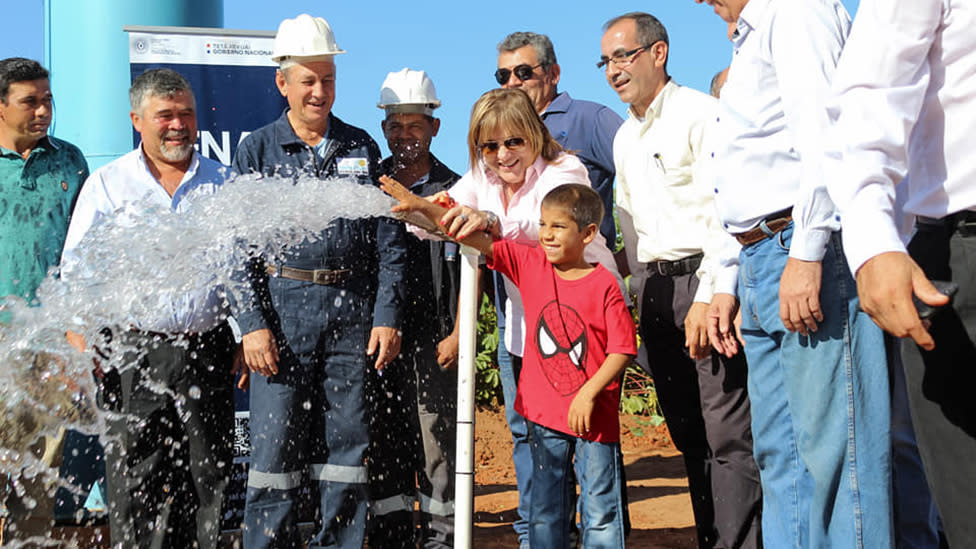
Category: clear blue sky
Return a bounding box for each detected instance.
[3,1,859,172]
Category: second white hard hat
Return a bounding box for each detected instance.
[271,14,346,62]
[377,68,442,116]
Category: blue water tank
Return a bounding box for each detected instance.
[44,0,223,170]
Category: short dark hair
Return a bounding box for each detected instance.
[0,58,49,103]
[542,184,604,230]
[603,12,670,71]
[129,68,193,113]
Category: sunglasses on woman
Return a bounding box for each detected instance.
[478,137,526,154]
[493,64,542,86]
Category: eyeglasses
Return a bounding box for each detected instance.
[478,137,526,154]
[494,64,542,85]
[597,43,656,70]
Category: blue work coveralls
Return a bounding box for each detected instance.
[232,111,407,549]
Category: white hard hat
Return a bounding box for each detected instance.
[271,14,346,62]
[377,68,442,116]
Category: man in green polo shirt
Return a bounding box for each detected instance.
[0,56,88,544]
[0,57,88,303]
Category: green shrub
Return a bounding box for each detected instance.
[475,293,502,406]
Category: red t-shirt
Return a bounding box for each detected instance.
[488,240,637,442]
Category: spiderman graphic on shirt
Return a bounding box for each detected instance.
[536,300,588,396]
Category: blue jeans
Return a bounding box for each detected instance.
[527,422,626,549]
[737,227,893,549]
[498,324,531,547]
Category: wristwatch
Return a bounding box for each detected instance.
[483,210,499,234]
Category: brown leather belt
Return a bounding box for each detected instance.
[266,265,352,285]
[733,208,793,246]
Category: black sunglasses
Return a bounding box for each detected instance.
[478,137,526,154]
[494,64,542,85]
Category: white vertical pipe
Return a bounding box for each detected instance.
[454,244,480,549]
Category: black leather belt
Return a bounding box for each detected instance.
[917,211,976,237]
[266,264,352,285]
[734,207,793,246]
[647,253,703,277]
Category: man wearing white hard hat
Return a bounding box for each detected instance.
[366,68,461,549]
[231,14,407,549]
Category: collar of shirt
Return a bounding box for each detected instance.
[478,154,548,204]
[736,0,770,41]
[273,108,332,149]
[135,142,205,205]
[1,136,58,189]
[629,78,676,132]
[542,91,572,116]
[408,172,431,191]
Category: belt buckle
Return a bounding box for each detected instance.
[312,269,334,285]
[652,261,672,277]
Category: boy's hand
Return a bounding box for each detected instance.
[431,191,457,210]
[568,391,596,436]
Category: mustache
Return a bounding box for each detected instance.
[162,129,189,139]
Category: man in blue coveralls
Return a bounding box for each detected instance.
[233,14,407,549]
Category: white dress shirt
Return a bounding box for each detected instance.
[709,0,851,294]
[615,79,733,303]
[450,153,623,356]
[61,146,229,333]
[826,0,976,273]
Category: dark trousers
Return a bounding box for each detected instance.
[100,324,235,549]
[366,334,457,549]
[366,350,421,549]
[639,272,762,549]
[903,223,976,548]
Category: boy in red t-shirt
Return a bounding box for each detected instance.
[383,179,637,547]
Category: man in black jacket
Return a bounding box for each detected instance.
[366,68,461,549]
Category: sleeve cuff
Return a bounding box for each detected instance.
[840,208,906,275]
[236,310,268,335]
[693,273,714,304]
[714,265,739,296]
[371,307,400,330]
[788,226,831,262]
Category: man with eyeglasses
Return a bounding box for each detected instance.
[692,0,896,547]
[494,32,623,547]
[601,12,761,549]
